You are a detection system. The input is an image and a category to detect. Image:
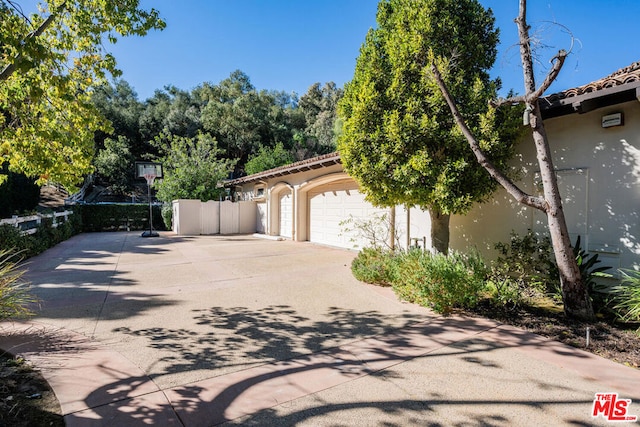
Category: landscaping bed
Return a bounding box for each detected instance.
[0,352,63,427]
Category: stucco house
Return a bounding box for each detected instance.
[178,61,639,273]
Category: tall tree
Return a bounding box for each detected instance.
[338,0,521,254]
[91,80,144,156]
[431,0,594,319]
[299,82,343,154]
[0,0,164,190]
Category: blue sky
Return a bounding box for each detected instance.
[105,0,640,101]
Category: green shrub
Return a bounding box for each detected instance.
[0,209,83,259]
[570,235,614,313]
[351,247,397,286]
[391,249,488,314]
[0,225,25,253]
[81,204,164,232]
[613,270,640,325]
[161,204,173,231]
[489,230,559,308]
[0,250,38,320]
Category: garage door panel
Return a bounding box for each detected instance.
[309,187,386,249]
[279,192,292,238]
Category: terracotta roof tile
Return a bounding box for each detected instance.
[546,60,640,102]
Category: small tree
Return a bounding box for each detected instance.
[244,142,294,175]
[431,0,594,320]
[93,136,135,194]
[155,133,236,203]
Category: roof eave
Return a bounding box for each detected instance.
[541,81,640,119]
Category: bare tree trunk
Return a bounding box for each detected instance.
[429,208,450,255]
[516,0,593,320]
[431,0,593,320]
[389,206,396,251]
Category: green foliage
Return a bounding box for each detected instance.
[161,204,173,231]
[298,82,343,154]
[338,0,523,253]
[0,250,37,320]
[391,249,488,314]
[0,209,82,258]
[244,142,294,175]
[1,1,165,190]
[91,80,146,158]
[490,230,559,305]
[352,246,488,314]
[338,0,518,209]
[80,204,164,232]
[351,247,397,286]
[613,270,640,324]
[154,133,236,203]
[571,235,614,311]
[0,165,40,217]
[93,136,135,194]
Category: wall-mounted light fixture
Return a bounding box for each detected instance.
[601,112,623,128]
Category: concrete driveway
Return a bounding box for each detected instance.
[1,232,639,426]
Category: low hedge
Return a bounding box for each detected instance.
[0,209,83,258]
[351,247,489,314]
[79,204,165,232]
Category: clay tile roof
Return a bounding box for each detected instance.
[225,151,342,186]
[546,60,640,103]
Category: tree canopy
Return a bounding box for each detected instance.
[338,0,521,253]
[0,0,164,189]
[154,133,236,203]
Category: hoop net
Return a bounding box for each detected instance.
[143,173,157,186]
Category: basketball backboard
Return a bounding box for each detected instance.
[135,162,163,179]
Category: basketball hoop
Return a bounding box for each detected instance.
[143,172,157,186]
[135,162,163,238]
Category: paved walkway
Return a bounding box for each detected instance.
[1,232,639,426]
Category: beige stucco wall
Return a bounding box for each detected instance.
[451,100,640,272]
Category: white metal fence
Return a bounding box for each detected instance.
[0,210,74,235]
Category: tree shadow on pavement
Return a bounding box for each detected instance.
[65,305,605,426]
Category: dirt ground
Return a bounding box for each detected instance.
[1,304,638,426]
[0,353,63,427]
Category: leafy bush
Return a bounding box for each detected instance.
[613,270,640,325]
[571,235,614,313]
[0,209,83,258]
[489,230,559,308]
[351,247,396,286]
[81,204,164,232]
[161,204,173,231]
[0,250,37,320]
[391,249,488,314]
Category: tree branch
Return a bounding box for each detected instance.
[430,63,547,211]
[0,2,67,82]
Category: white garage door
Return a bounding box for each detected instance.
[279,192,293,238]
[309,188,386,249]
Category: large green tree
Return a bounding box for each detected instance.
[298,82,343,156]
[338,0,521,254]
[0,0,164,190]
